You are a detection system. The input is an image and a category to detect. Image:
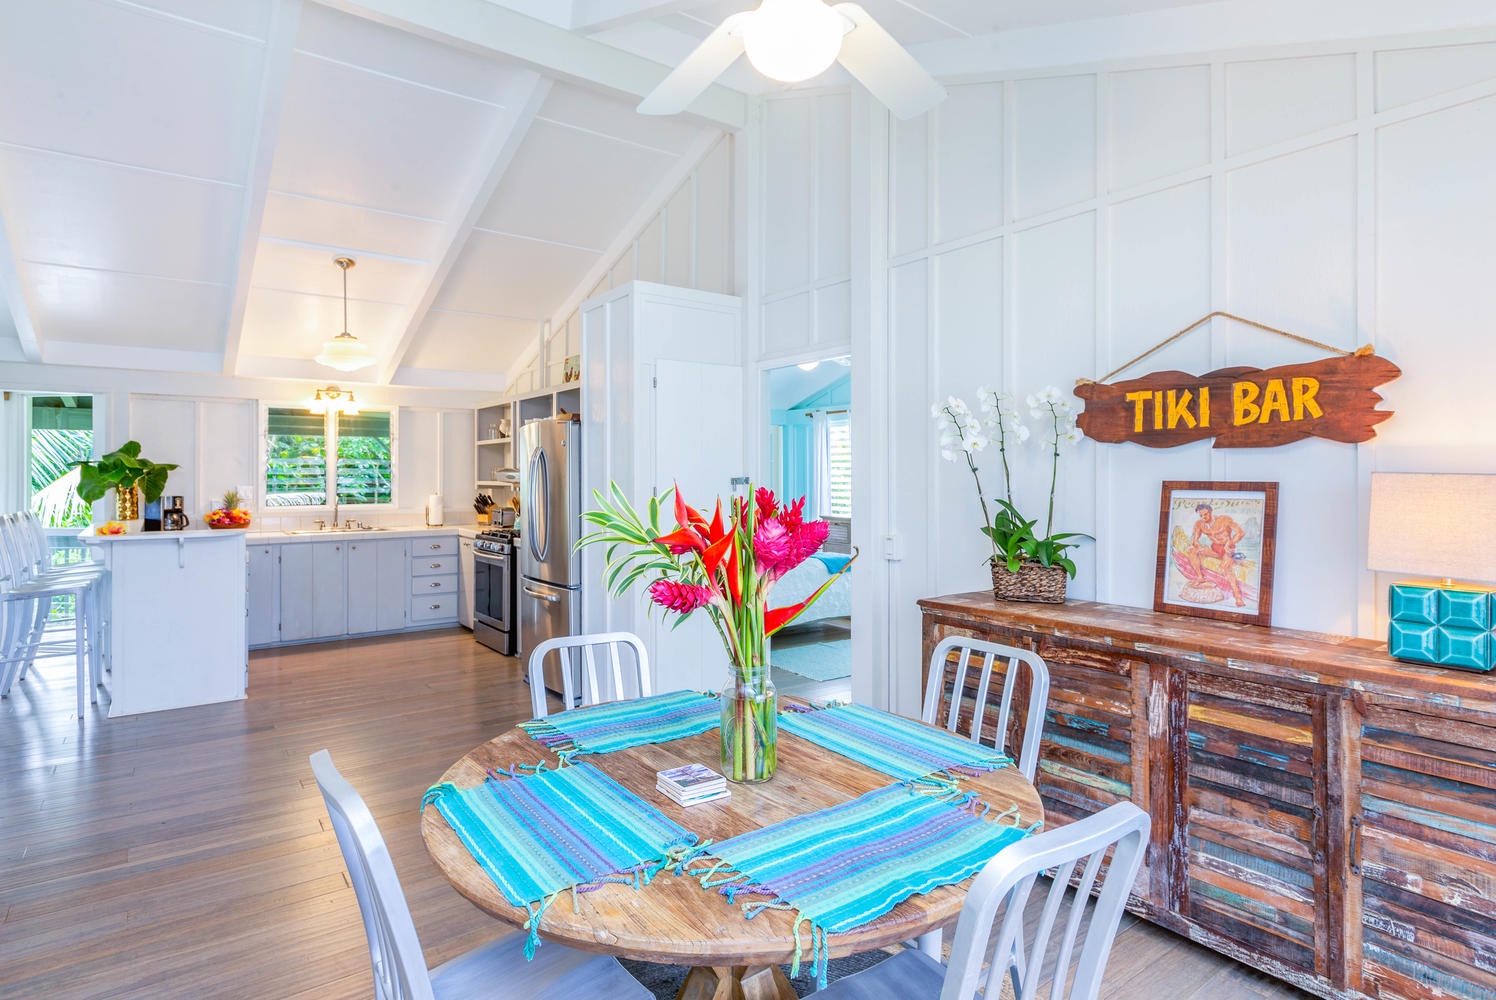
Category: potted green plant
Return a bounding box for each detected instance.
[933,386,1089,603]
[73,441,179,524]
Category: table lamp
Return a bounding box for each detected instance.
[1368,472,1496,671]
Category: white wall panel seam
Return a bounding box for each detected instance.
[1093,71,1112,602]
[1354,44,1380,639]
[1208,58,1228,483]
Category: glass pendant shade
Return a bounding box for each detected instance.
[742,0,845,83]
[315,332,374,372]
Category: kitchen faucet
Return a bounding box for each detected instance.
[330,490,339,531]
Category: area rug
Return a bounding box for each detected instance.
[773,638,850,682]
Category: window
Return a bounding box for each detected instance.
[825,412,851,518]
[29,395,94,528]
[265,406,393,509]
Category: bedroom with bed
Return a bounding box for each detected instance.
[764,356,853,701]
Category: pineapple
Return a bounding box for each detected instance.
[221,489,242,512]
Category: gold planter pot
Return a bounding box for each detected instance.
[114,486,140,522]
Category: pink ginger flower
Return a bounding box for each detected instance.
[648,579,713,613]
[754,487,779,523]
[783,518,831,572]
[779,496,806,532]
[754,518,793,578]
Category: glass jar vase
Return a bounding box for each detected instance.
[720,639,777,783]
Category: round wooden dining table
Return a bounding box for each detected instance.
[423,717,1044,1000]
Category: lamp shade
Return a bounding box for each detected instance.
[741,0,845,83]
[315,332,374,372]
[1368,473,1496,583]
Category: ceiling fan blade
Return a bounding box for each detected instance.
[831,3,946,120]
[637,12,750,116]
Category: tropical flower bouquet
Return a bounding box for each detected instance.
[579,483,854,782]
[933,385,1088,603]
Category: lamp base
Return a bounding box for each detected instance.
[1387,582,1496,672]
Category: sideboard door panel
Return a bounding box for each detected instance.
[1358,703,1496,1000]
[1185,675,1321,977]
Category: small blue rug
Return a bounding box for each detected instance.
[773,639,850,682]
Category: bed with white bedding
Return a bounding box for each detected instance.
[770,554,852,623]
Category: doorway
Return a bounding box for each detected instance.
[763,356,852,703]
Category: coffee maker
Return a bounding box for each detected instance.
[162,496,190,531]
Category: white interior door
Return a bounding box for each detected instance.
[652,360,743,692]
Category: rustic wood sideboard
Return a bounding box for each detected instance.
[918,594,1496,1000]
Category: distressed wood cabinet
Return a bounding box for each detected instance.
[919,594,1496,1000]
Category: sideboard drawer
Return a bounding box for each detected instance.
[412,555,456,576]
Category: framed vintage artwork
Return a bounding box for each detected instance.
[1154,481,1279,627]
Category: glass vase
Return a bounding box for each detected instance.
[721,638,777,783]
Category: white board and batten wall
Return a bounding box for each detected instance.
[580,281,744,694]
[752,31,1496,713]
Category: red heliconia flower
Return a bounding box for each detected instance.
[754,518,793,578]
[754,487,779,523]
[648,579,713,614]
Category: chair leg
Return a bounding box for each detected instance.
[915,928,943,959]
[76,597,87,718]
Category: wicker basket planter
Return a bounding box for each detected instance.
[991,559,1067,603]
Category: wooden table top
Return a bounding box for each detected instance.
[421,718,1045,967]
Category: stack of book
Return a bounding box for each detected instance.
[656,763,730,806]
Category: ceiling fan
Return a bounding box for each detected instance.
[637,0,947,120]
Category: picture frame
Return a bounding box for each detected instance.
[1154,481,1279,627]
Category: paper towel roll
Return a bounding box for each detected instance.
[426,493,444,527]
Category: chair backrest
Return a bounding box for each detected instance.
[526,631,651,718]
[923,636,1051,780]
[309,750,435,1000]
[941,801,1150,1000]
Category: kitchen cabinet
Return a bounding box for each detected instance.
[918,594,1496,1000]
[246,543,278,648]
[410,535,459,624]
[347,538,407,635]
[458,534,475,629]
[279,540,347,641]
[579,280,743,692]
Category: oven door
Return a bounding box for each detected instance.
[473,550,515,652]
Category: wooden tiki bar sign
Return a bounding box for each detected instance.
[1076,342,1401,448]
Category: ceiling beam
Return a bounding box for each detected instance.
[322,0,747,129]
[570,0,706,34]
[0,207,40,362]
[222,0,304,376]
[374,72,554,385]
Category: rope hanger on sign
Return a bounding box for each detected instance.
[1076,311,1373,387]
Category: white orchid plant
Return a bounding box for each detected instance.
[932,385,1089,578]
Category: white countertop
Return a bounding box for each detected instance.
[245,525,470,542]
[80,527,244,543]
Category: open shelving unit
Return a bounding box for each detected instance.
[473,385,582,494]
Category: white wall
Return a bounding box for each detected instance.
[506,133,735,394]
[755,29,1496,712]
[1,361,482,526]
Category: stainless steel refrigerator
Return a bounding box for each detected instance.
[518,415,582,697]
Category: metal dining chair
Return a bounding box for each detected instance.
[918,635,1052,958]
[526,631,651,719]
[806,801,1151,1000]
[309,750,653,1000]
[923,635,1051,782]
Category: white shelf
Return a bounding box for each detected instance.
[476,437,511,446]
[476,480,519,488]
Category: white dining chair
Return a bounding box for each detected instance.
[309,750,653,1000]
[807,801,1151,1000]
[526,631,651,719]
[923,635,1051,782]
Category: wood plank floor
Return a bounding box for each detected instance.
[1,629,1306,998]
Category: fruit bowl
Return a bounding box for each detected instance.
[205,507,252,530]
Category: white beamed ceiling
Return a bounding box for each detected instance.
[2,0,1477,388]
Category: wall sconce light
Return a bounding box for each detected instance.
[308,386,359,416]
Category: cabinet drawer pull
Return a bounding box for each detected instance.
[1349,814,1362,876]
[430,562,441,568]
[429,603,441,610]
[430,581,442,588]
[429,543,441,550]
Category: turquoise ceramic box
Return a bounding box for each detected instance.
[1387,584,1496,671]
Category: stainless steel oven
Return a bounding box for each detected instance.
[472,528,516,655]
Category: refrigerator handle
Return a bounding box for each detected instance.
[528,445,549,564]
[523,585,561,603]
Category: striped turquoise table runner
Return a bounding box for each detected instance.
[778,703,1013,782]
[422,762,697,956]
[519,689,720,764]
[685,783,1037,986]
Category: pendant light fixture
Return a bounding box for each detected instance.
[315,256,374,372]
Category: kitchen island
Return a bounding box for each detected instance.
[82,527,246,717]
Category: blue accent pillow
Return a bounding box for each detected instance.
[816,554,852,574]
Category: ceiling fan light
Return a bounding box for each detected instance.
[742,0,845,84]
[315,331,374,372]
